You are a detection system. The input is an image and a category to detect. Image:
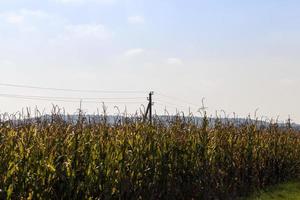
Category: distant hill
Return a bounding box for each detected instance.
[6,114,300,130]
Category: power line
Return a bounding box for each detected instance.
[0,82,207,113]
[155,101,199,111]
[155,100,187,109]
[155,98,203,110]
[156,92,206,109]
[0,83,147,94]
[0,94,145,104]
[0,93,145,100]
[155,102,179,109]
[0,94,80,103]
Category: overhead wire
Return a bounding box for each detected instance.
[0,82,206,111]
[0,93,145,100]
[156,92,205,108]
[154,97,204,111]
[154,100,189,109]
[0,93,145,104]
[0,83,147,94]
[155,102,179,110]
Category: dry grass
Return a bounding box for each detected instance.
[0,110,300,199]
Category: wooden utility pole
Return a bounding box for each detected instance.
[144,91,154,123]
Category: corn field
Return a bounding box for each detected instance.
[0,111,300,199]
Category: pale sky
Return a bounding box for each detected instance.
[0,0,299,122]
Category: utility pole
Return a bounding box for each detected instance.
[144,91,154,124]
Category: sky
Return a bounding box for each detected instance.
[0,0,300,122]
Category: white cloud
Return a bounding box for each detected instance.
[0,9,54,34]
[0,12,24,24]
[128,16,145,24]
[6,14,24,24]
[0,9,50,25]
[167,58,183,65]
[20,9,50,18]
[0,10,49,34]
[61,24,113,40]
[124,48,145,57]
[53,0,115,5]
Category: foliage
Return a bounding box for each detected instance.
[0,111,300,199]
